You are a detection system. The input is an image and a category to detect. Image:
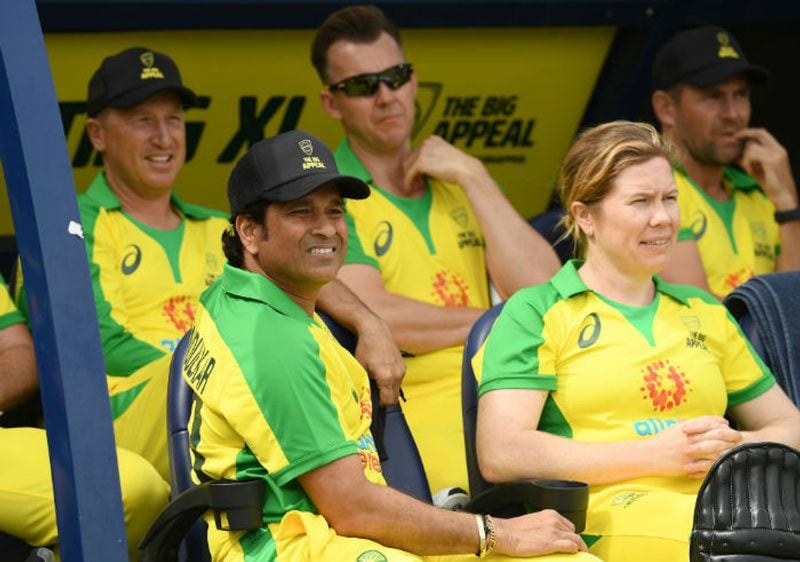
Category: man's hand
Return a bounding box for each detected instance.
[494,510,587,557]
[354,315,405,406]
[736,128,799,211]
[402,135,489,192]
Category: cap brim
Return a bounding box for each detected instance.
[266,173,370,203]
[108,84,197,111]
[682,61,770,88]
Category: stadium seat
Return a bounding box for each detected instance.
[459,303,589,525]
[690,442,800,562]
[724,271,800,406]
[138,330,264,562]
[0,533,53,562]
[317,311,432,503]
[528,209,573,264]
[461,303,505,498]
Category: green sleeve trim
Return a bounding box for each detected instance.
[0,312,24,331]
[479,374,557,396]
[272,443,358,486]
[343,211,379,269]
[727,374,775,406]
[677,227,696,242]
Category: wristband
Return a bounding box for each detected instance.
[475,514,486,557]
[775,207,800,224]
[483,515,497,556]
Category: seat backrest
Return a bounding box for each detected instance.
[166,329,210,562]
[690,442,800,562]
[724,271,800,406]
[461,303,505,497]
[317,311,431,503]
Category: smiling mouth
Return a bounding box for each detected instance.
[147,155,172,163]
[641,239,670,247]
[309,247,335,255]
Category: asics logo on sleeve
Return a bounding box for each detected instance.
[121,244,142,275]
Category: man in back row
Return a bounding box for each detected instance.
[311,5,561,495]
[185,129,594,562]
[16,46,404,479]
[652,26,800,297]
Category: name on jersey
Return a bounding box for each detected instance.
[184,331,216,394]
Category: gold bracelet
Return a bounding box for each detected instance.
[475,514,486,557]
[483,515,497,556]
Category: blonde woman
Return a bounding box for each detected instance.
[474,121,800,562]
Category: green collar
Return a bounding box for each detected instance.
[83,172,223,219]
[218,264,311,323]
[551,259,689,305]
[334,139,373,184]
[674,164,760,193]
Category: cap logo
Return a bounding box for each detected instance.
[299,139,313,155]
[139,51,165,80]
[716,32,740,60]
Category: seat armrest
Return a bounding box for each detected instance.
[138,480,265,562]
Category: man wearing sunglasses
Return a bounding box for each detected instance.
[311,5,561,497]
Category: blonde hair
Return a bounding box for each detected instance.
[558,120,675,256]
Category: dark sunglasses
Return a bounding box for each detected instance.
[328,63,414,97]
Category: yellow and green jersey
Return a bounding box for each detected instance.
[73,173,228,378]
[0,276,24,330]
[186,264,384,561]
[476,260,773,495]
[335,140,490,493]
[675,166,779,298]
[475,260,775,560]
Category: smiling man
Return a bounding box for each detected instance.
[187,129,595,562]
[310,5,561,496]
[651,26,800,298]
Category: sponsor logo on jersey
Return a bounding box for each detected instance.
[374,221,393,257]
[451,206,469,227]
[633,417,679,436]
[356,550,388,562]
[431,269,470,307]
[577,312,601,349]
[724,266,755,293]
[121,244,142,275]
[690,211,707,240]
[162,295,196,333]
[640,359,691,412]
[686,330,708,350]
[457,230,483,249]
[356,434,383,474]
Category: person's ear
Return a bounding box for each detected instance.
[86,117,106,152]
[571,201,594,239]
[651,90,677,130]
[235,215,261,255]
[320,88,342,121]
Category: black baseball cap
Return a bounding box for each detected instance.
[87,47,197,117]
[227,130,370,214]
[652,26,769,91]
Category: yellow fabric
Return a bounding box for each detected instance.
[585,485,695,562]
[0,427,169,560]
[267,510,602,562]
[674,168,779,298]
[344,180,490,494]
[109,355,173,479]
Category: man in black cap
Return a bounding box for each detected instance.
[16,47,403,481]
[651,26,800,298]
[186,129,592,562]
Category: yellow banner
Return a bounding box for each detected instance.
[1,27,613,235]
